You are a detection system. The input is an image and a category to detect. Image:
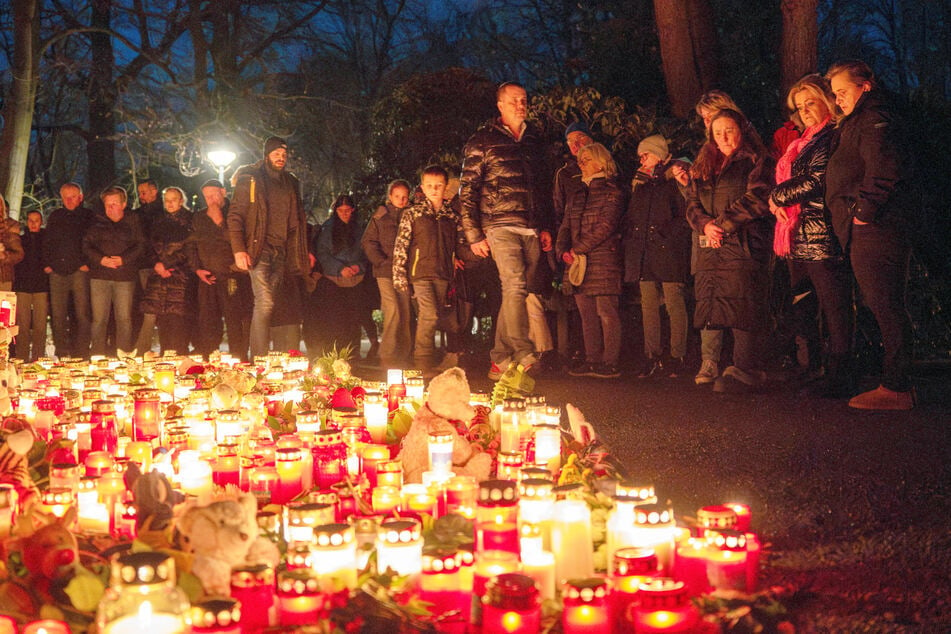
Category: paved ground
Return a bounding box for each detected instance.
[456,364,951,631]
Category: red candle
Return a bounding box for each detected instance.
[745,532,761,593]
[213,443,240,488]
[612,548,659,631]
[696,504,738,535]
[672,537,710,596]
[132,388,162,442]
[419,548,463,619]
[482,573,541,633]
[705,529,748,592]
[190,597,241,633]
[476,480,520,556]
[726,502,752,532]
[276,570,322,626]
[230,564,275,632]
[89,399,118,455]
[629,578,698,633]
[562,577,611,634]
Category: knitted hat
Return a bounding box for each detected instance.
[200,179,224,189]
[426,367,475,423]
[263,136,287,156]
[637,134,669,160]
[565,121,592,139]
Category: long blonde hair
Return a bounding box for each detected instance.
[786,74,835,122]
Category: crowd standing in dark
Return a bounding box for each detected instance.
[7,59,917,411]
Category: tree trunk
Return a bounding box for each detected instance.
[87,0,117,194]
[654,0,719,118]
[780,0,818,94]
[0,0,40,220]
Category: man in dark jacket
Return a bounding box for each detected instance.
[362,179,412,367]
[188,179,252,361]
[14,211,49,361]
[83,186,145,356]
[43,182,93,357]
[826,60,915,410]
[228,136,310,358]
[459,82,554,379]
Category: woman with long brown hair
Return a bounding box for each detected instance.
[686,109,773,393]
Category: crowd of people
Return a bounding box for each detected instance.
[4,58,916,411]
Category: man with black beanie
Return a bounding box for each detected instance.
[228,136,310,357]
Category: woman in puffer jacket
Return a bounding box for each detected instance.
[556,143,624,379]
[770,74,853,397]
[686,109,773,393]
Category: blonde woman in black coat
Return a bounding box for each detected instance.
[556,143,624,379]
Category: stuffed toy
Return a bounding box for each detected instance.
[176,489,280,597]
[398,367,492,484]
[0,359,19,416]
[123,462,184,532]
[0,416,39,532]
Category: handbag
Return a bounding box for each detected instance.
[437,269,473,335]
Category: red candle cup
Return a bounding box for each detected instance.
[230,564,275,632]
[562,577,611,634]
[482,573,541,633]
[189,598,241,634]
[629,578,698,633]
[476,480,520,556]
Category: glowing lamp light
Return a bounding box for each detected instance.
[207,148,237,184]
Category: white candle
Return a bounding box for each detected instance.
[521,549,556,600]
[551,499,593,582]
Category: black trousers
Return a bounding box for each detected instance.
[849,224,913,391]
[196,272,253,361]
[788,257,853,362]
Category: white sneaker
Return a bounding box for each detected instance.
[694,359,719,385]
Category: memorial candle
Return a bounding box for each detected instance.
[520,539,556,601]
[376,460,403,489]
[696,504,738,536]
[518,478,555,551]
[551,499,594,582]
[419,548,462,619]
[311,429,347,489]
[363,392,388,443]
[533,423,561,474]
[249,465,279,506]
[276,570,322,626]
[629,503,677,573]
[443,475,477,518]
[84,451,114,478]
[481,573,541,634]
[427,432,453,474]
[629,578,698,633]
[49,462,81,494]
[212,443,240,488]
[89,400,118,455]
[471,550,520,626]
[189,598,241,634]
[562,577,610,634]
[275,447,304,504]
[311,523,358,591]
[376,518,423,578]
[611,548,659,630]
[230,564,276,632]
[153,363,176,395]
[745,532,761,592]
[21,620,71,634]
[476,480,520,556]
[497,451,524,481]
[77,477,110,534]
[372,485,401,514]
[124,441,152,472]
[672,536,710,596]
[727,502,752,532]
[361,444,390,487]
[705,529,748,592]
[284,502,335,544]
[500,398,526,453]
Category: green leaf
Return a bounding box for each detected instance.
[63,569,105,612]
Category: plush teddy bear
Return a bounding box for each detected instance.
[397,367,492,484]
[176,489,280,597]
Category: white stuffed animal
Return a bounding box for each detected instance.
[177,490,280,596]
[398,367,492,484]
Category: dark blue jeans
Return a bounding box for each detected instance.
[248,247,286,358]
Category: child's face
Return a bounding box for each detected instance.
[388,185,409,209]
[421,174,447,208]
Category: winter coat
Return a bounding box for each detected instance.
[361,202,403,279]
[825,90,913,250]
[459,118,554,244]
[391,199,462,292]
[187,202,242,276]
[556,174,624,296]
[227,160,310,275]
[686,145,772,331]
[0,219,25,285]
[770,123,843,261]
[82,212,145,282]
[140,209,193,317]
[315,215,367,280]
[43,206,94,275]
[623,164,691,283]
[553,160,584,226]
[14,230,48,293]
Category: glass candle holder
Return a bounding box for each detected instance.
[697,504,738,536]
[551,499,594,582]
[562,577,610,634]
[500,398,526,454]
[21,620,71,634]
[420,547,462,619]
[630,503,677,574]
[284,502,335,545]
[311,429,347,489]
[49,462,81,495]
[629,578,698,633]
[189,598,241,634]
[497,451,524,481]
[363,393,388,443]
[178,456,214,497]
[376,518,423,577]
[125,441,153,473]
[276,569,322,626]
[726,502,752,532]
[518,478,554,551]
[401,484,437,516]
[482,572,541,634]
[476,480,520,555]
[372,485,401,515]
[376,460,403,489]
[524,394,546,426]
[612,547,659,625]
[212,443,240,488]
[294,409,321,444]
[249,465,279,506]
[704,529,748,592]
[275,447,304,504]
[38,487,75,526]
[96,551,190,634]
[427,431,454,474]
[311,522,358,591]
[519,532,556,600]
[90,400,118,455]
[153,363,176,395]
[131,388,162,443]
[404,376,425,400]
[361,444,390,487]
[443,475,478,519]
[533,424,561,474]
[229,564,275,633]
[471,550,520,626]
[84,450,114,479]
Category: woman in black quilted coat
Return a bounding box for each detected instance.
[686,109,773,393]
[556,142,624,379]
[138,186,194,354]
[770,74,853,397]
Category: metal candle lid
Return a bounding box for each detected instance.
[190,598,241,628]
[634,503,674,526]
[111,551,176,586]
[478,479,518,506]
[706,528,748,551]
[563,577,609,601]
[613,547,659,576]
[697,504,738,530]
[377,518,421,544]
[637,578,688,609]
[484,573,540,610]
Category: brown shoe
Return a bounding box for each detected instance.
[848,385,916,410]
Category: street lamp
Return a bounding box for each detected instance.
[207,149,237,185]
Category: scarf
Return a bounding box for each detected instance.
[773,117,830,256]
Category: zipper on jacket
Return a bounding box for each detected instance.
[411,248,420,277]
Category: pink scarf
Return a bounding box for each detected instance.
[773,117,831,256]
